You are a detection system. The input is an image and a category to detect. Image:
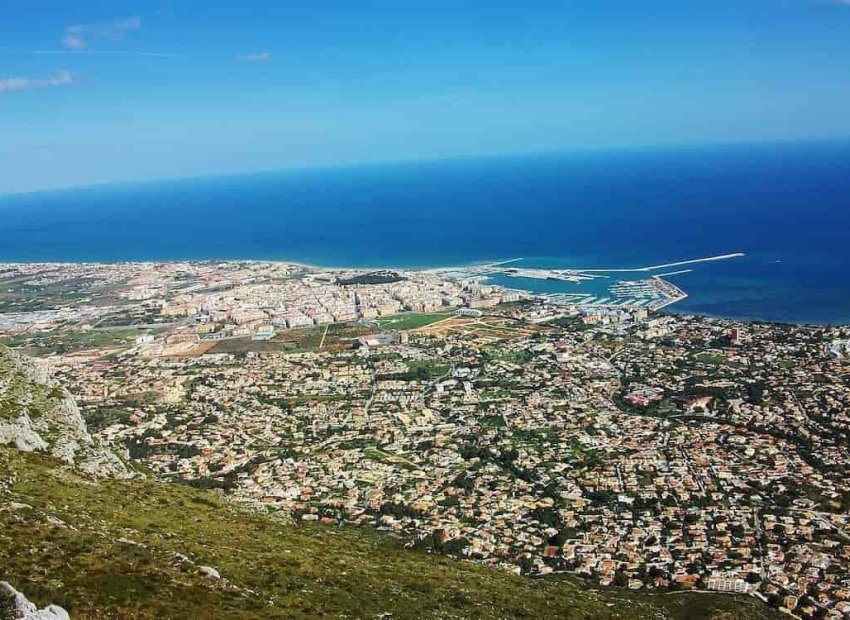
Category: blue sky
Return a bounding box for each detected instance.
[2,0,850,194]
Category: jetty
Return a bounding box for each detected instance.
[580,253,745,273]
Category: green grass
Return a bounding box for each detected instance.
[363,447,393,461]
[693,352,729,365]
[405,359,450,378]
[363,447,417,470]
[376,311,453,330]
[479,414,506,428]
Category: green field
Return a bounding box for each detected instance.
[363,446,394,461]
[376,311,454,330]
[693,352,729,365]
[405,359,450,378]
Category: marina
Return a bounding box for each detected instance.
[445,252,739,313]
[539,274,688,312]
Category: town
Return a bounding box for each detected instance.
[2,260,850,619]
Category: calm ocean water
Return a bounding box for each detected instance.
[1,141,849,325]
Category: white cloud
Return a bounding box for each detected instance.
[0,71,73,93]
[238,52,271,62]
[62,31,87,50]
[62,17,142,50]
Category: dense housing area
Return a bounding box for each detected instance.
[2,260,850,619]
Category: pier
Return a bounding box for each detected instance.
[580,253,745,273]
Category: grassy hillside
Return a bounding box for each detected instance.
[0,448,775,620]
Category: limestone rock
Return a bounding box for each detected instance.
[0,413,48,453]
[199,566,221,580]
[0,581,70,620]
[0,346,133,480]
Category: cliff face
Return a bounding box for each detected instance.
[0,347,132,479]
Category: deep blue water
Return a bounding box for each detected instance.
[1,141,849,324]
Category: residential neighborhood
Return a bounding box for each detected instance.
[2,260,850,619]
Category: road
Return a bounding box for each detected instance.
[318,323,330,349]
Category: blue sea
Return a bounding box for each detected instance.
[1,140,849,325]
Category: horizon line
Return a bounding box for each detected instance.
[2,135,850,199]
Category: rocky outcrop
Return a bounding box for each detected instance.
[198,566,221,580]
[0,412,47,453]
[0,582,70,620]
[0,347,132,479]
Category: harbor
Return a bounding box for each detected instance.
[444,253,738,313]
[541,276,688,312]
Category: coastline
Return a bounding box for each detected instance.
[3,254,848,327]
[2,143,850,326]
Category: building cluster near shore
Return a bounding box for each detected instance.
[2,259,850,619]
